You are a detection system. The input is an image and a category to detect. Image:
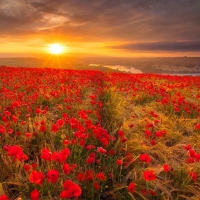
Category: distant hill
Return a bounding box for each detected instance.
[0,57,43,68]
[0,57,86,68]
[1,56,200,74]
[0,57,119,72]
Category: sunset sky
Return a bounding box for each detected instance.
[0,0,200,57]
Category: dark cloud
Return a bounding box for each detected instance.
[0,0,200,52]
[108,41,200,52]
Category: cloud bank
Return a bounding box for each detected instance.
[108,41,200,52]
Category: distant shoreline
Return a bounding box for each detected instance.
[89,64,143,74]
[103,65,143,74]
[100,64,200,76]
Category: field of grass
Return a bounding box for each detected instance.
[0,66,200,200]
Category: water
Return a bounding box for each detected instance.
[103,65,143,74]
[89,64,200,76]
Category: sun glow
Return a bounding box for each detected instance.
[49,43,64,55]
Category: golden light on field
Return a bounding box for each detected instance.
[48,43,64,55]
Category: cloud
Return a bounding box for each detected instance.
[108,41,200,52]
[0,0,200,48]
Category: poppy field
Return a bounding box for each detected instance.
[0,66,200,200]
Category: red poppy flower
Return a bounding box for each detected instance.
[7,145,28,161]
[63,163,71,175]
[146,122,153,128]
[51,152,59,162]
[30,189,40,200]
[16,131,21,136]
[121,137,127,143]
[29,170,45,185]
[118,130,124,137]
[189,172,198,181]
[20,121,26,125]
[51,124,59,132]
[40,148,51,161]
[143,170,156,181]
[144,130,151,137]
[35,108,41,114]
[128,182,135,193]
[141,189,148,196]
[70,164,77,171]
[63,139,70,146]
[0,194,9,200]
[69,118,78,128]
[155,131,163,137]
[60,180,82,199]
[109,150,115,155]
[71,139,77,144]
[4,111,11,116]
[150,140,156,145]
[2,115,8,123]
[86,156,95,164]
[12,115,18,123]
[96,172,106,181]
[195,124,200,130]
[85,145,96,150]
[12,101,20,108]
[80,139,85,146]
[195,153,200,162]
[47,169,59,183]
[101,137,109,146]
[129,124,134,128]
[24,164,31,172]
[39,125,46,132]
[57,119,65,127]
[116,159,123,165]
[25,132,32,138]
[140,154,151,163]
[51,148,70,163]
[8,146,22,156]
[93,181,100,190]
[56,148,70,162]
[97,147,107,153]
[77,173,85,182]
[85,170,94,181]
[60,190,71,199]
[149,189,156,195]
[14,151,28,161]
[186,157,195,163]
[189,149,196,158]
[163,164,171,172]
[0,125,6,134]
[62,113,68,119]
[31,163,37,168]
[61,148,71,157]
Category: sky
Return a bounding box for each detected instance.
[0,0,200,57]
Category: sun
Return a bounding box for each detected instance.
[49,43,64,55]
